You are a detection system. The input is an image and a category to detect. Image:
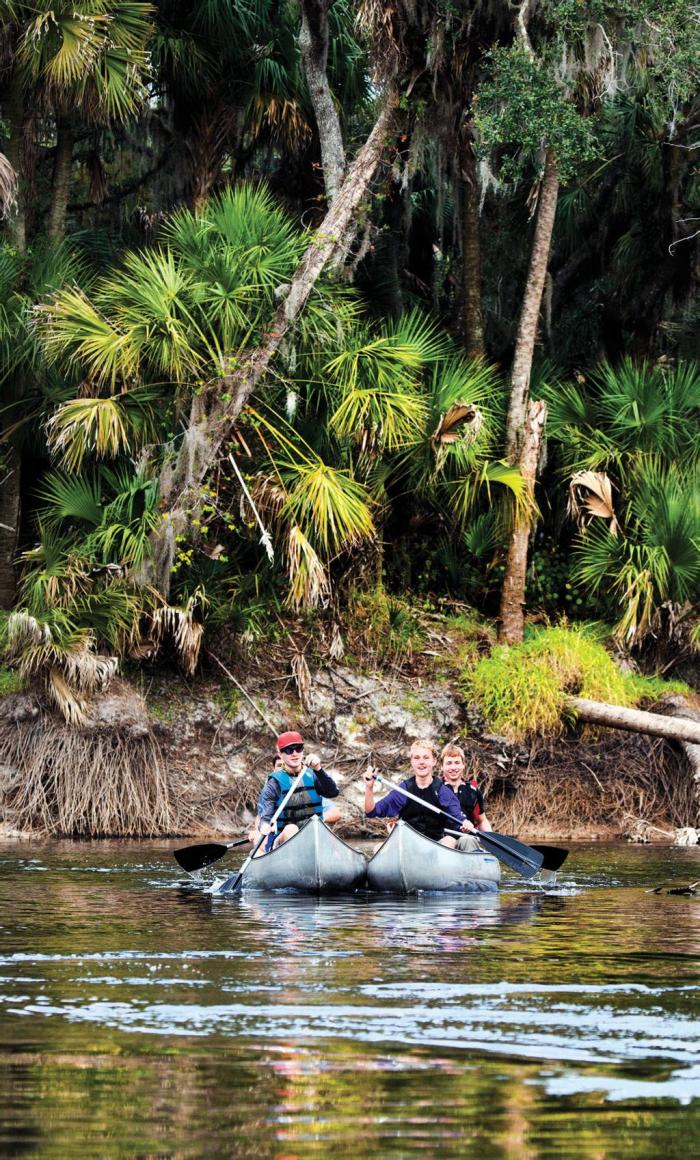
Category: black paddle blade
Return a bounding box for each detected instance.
[477,831,544,878]
[530,844,569,872]
[174,842,230,873]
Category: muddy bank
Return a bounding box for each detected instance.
[1,656,697,842]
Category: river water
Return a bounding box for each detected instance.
[1,839,699,1158]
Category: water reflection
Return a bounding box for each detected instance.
[1,839,699,1157]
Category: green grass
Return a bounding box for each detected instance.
[438,611,496,676]
[400,691,428,716]
[215,685,241,717]
[462,623,691,741]
[348,589,426,659]
[0,666,23,696]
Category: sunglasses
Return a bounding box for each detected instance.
[279,743,304,754]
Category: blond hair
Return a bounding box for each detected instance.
[410,738,437,758]
[440,743,465,764]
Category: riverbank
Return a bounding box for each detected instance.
[1,608,698,842]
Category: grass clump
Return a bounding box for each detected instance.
[435,611,496,677]
[0,667,24,696]
[347,589,425,662]
[462,624,687,741]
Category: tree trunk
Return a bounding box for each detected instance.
[505,150,559,460]
[0,446,21,608]
[299,0,346,205]
[4,73,27,253]
[47,121,75,241]
[498,398,546,644]
[146,92,397,597]
[461,132,485,359]
[568,696,700,748]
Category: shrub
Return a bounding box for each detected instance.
[461,623,688,741]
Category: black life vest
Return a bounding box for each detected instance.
[399,776,446,841]
[272,768,323,832]
[455,781,484,824]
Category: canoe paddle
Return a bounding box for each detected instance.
[174,836,250,874]
[217,766,308,894]
[373,774,545,879]
[444,831,568,873]
[520,842,568,872]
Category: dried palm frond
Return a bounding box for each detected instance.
[615,565,656,646]
[291,649,311,710]
[568,470,618,535]
[151,589,207,676]
[251,473,290,523]
[329,621,345,661]
[0,151,17,216]
[431,403,482,447]
[48,668,88,726]
[287,526,330,610]
[6,611,119,725]
[430,403,484,470]
[6,612,52,654]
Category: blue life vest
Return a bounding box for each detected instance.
[271,768,323,832]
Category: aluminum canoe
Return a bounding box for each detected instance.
[366,820,500,893]
[235,814,367,894]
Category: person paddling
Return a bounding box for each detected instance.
[363,739,472,848]
[440,743,492,852]
[249,731,339,856]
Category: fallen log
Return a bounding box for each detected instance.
[567,697,700,746]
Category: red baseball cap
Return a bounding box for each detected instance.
[277,731,304,749]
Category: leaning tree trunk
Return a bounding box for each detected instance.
[0,445,21,608]
[146,92,398,597]
[504,149,559,460]
[299,0,346,205]
[498,399,546,645]
[461,130,485,360]
[47,121,74,241]
[568,697,700,748]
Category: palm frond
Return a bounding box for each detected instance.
[282,461,375,556]
[286,525,330,610]
[38,471,102,528]
[37,286,139,388]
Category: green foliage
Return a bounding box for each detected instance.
[347,589,425,663]
[462,623,685,741]
[572,462,700,644]
[546,360,700,644]
[0,666,24,696]
[2,0,700,690]
[545,359,700,474]
[15,1,155,122]
[475,46,598,183]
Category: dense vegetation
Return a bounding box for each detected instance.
[1,0,699,726]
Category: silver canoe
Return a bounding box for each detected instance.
[366,820,500,893]
[230,815,367,894]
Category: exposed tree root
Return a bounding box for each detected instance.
[0,714,175,837]
[464,732,698,838]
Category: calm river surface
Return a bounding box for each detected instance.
[1,839,699,1157]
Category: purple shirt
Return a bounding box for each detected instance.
[366,778,465,825]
